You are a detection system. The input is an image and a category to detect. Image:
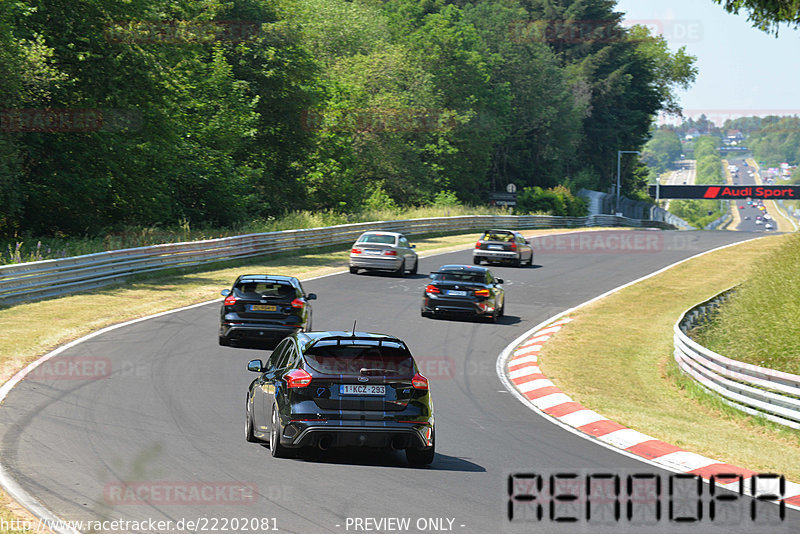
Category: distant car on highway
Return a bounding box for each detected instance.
[349,231,418,276]
[245,331,435,465]
[473,229,533,267]
[219,275,316,347]
[422,264,504,322]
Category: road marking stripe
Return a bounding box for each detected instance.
[531,393,573,410]
[559,410,606,428]
[517,379,555,393]
[653,451,718,472]
[577,419,627,437]
[597,428,654,450]
[625,439,684,460]
[511,373,546,386]
[508,366,540,380]
[508,355,538,367]
[542,401,585,418]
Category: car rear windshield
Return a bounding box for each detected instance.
[481,231,513,241]
[358,233,396,245]
[432,271,485,283]
[235,281,295,299]
[304,340,414,377]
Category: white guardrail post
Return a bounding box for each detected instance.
[673,289,800,429]
[0,214,675,306]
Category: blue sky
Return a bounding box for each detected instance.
[614,0,800,124]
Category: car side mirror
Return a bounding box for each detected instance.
[411,244,416,248]
[496,278,504,284]
[429,273,435,279]
[247,360,264,373]
[221,289,231,297]
[307,293,317,300]
[524,239,529,244]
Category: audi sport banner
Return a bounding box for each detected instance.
[648,185,800,199]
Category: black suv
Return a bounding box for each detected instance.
[245,331,435,465]
[219,275,316,347]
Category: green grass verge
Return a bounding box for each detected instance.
[538,233,800,481]
[693,233,800,374]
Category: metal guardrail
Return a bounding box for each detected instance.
[1,214,674,306]
[674,289,800,429]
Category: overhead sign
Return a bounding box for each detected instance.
[648,185,800,199]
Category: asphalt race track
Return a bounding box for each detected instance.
[1,230,796,534]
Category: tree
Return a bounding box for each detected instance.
[711,0,800,33]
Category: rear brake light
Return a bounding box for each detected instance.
[351,247,362,254]
[475,241,481,249]
[384,250,397,256]
[290,298,305,308]
[474,289,490,297]
[425,284,440,294]
[412,372,429,390]
[223,295,237,306]
[510,242,517,251]
[285,369,312,388]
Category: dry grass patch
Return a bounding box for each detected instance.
[538,233,800,480]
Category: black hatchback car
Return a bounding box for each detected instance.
[245,331,435,465]
[219,275,316,347]
[421,264,504,322]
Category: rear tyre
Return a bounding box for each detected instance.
[395,260,406,277]
[218,335,231,346]
[526,252,534,266]
[349,266,358,274]
[472,256,481,265]
[498,299,505,317]
[406,428,435,466]
[421,309,432,318]
[270,405,291,458]
[512,256,522,268]
[410,258,418,275]
[245,397,259,443]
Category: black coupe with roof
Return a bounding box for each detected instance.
[421,264,505,322]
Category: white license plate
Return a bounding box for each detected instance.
[488,244,503,250]
[364,249,382,255]
[447,290,467,296]
[340,384,385,395]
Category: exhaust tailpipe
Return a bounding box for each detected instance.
[317,435,333,451]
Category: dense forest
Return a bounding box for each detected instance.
[0,0,696,237]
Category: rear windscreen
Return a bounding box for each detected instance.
[235,282,295,299]
[432,272,484,283]
[304,341,414,377]
[358,233,396,245]
[481,232,513,241]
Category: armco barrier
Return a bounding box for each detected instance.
[674,289,800,429]
[0,214,674,306]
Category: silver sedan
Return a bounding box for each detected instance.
[349,231,418,276]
